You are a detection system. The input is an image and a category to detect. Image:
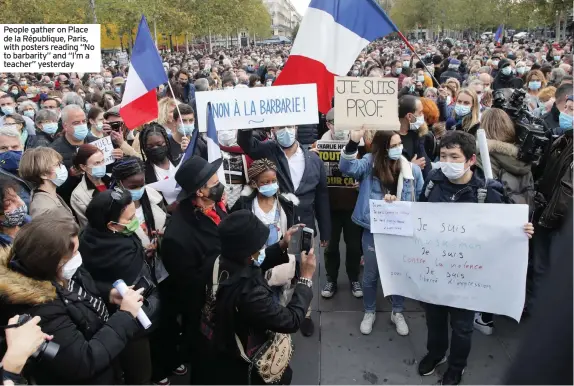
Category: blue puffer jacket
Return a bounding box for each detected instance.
[339,152,424,230]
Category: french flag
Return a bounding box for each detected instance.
[274,0,398,113]
[120,16,168,129]
[206,102,226,184]
[494,24,504,45]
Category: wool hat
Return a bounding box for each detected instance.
[175,155,223,202]
[218,210,270,261]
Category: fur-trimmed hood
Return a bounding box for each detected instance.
[478,139,531,176]
[240,185,300,206]
[0,247,56,306]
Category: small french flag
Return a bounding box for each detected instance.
[274,0,399,113]
[120,16,168,129]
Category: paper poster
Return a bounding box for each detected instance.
[369,200,413,236]
[91,136,114,165]
[195,84,319,132]
[334,77,399,131]
[315,140,356,187]
[370,202,529,321]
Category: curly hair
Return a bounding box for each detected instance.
[247,158,277,182]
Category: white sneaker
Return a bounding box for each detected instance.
[360,312,376,335]
[474,313,494,335]
[391,312,409,336]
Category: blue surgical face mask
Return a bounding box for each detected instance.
[73,124,89,141]
[559,111,573,131]
[51,164,69,187]
[388,145,403,160]
[528,81,542,90]
[177,123,193,136]
[501,66,512,76]
[22,110,35,118]
[90,165,106,178]
[275,127,296,148]
[42,122,58,135]
[0,150,22,173]
[395,67,402,75]
[454,104,471,117]
[1,106,15,115]
[258,182,278,197]
[554,55,561,61]
[128,186,145,201]
[253,248,266,267]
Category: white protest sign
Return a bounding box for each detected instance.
[334,77,399,131]
[0,24,101,72]
[195,84,319,133]
[91,136,114,165]
[370,202,529,321]
[369,200,413,236]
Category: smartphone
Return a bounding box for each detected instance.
[134,276,155,298]
[300,227,314,254]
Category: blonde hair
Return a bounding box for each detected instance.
[481,108,516,143]
[525,70,548,88]
[538,86,557,103]
[19,147,63,187]
[157,97,176,126]
[455,88,480,131]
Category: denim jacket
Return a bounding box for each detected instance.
[339,152,424,230]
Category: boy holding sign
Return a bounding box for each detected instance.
[417,131,534,385]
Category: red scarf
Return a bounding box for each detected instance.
[194,200,227,225]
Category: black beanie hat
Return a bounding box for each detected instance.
[218,210,270,262]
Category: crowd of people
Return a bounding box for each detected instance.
[0,33,572,386]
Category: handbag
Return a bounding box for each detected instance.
[210,257,294,384]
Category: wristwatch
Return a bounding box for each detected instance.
[297,277,313,288]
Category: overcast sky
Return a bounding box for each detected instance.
[291,0,310,16]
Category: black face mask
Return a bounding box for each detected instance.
[145,146,168,163]
[205,182,224,203]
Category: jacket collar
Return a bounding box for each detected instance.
[239,185,300,206]
[0,247,57,305]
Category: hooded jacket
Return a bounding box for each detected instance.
[476,139,534,208]
[493,59,524,90]
[0,249,140,385]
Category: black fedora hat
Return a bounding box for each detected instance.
[175,155,223,202]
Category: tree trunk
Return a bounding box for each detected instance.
[153,19,158,48]
[208,28,212,54]
[555,11,562,42]
[562,12,567,40]
[186,34,189,54]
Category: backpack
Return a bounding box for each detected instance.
[424,180,489,203]
[497,168,535,211]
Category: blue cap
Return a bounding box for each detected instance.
[449,59,461,66]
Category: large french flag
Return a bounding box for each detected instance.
[494,24,504,45]
[120,16,168,129]
[274,0,399,113]
[206,102,226,184]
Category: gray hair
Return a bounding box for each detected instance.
[550,68,566,84]
[195,78,209,92]
[61,104,85,124]
[469,79,484,88]
[0,126,21,138]
[61,91,84,107]
[423,87,438,97]
[35,109,59,124]
[18,101,38,114]
[478,66,492,75]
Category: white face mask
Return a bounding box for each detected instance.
[410,115,425,130]
[218,130,237,146]
[333,130,348,141]
[61,252,83,280]
[440,161,468,180]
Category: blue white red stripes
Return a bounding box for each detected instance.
[206,102,226,184]
[275,0,398,113]
[120,16,168,129]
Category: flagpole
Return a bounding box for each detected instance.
[166,81,188,138]
[396,30,441,86]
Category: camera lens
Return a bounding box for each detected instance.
[33,340,60,361]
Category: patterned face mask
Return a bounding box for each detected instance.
[2,204,28,227]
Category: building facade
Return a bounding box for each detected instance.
[264,0,302,37]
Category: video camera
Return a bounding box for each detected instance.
[492,88,550,166]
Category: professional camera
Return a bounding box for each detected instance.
[0,314,59,362]
[492,88,550,166]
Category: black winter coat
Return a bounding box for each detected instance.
[493,60,524,90]
[191,243,313,385]
[230,186,299,229]
[296,124,318,146]
[26,131,54,148]
[0,251,140,385]
[542,103,561,133]
[237,130,331,241]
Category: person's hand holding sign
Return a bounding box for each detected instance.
[350,126,366,143]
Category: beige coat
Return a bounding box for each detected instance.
[70,175,95,228]
[29,190,75,222]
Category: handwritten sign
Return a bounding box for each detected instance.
[316,140,355,187]
[370,202,529,321]
[195,84,319,133]
[334,77,399,131]
[369,200,413,236]
[91,136,114,165]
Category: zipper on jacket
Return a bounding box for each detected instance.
[451,186,473,201]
